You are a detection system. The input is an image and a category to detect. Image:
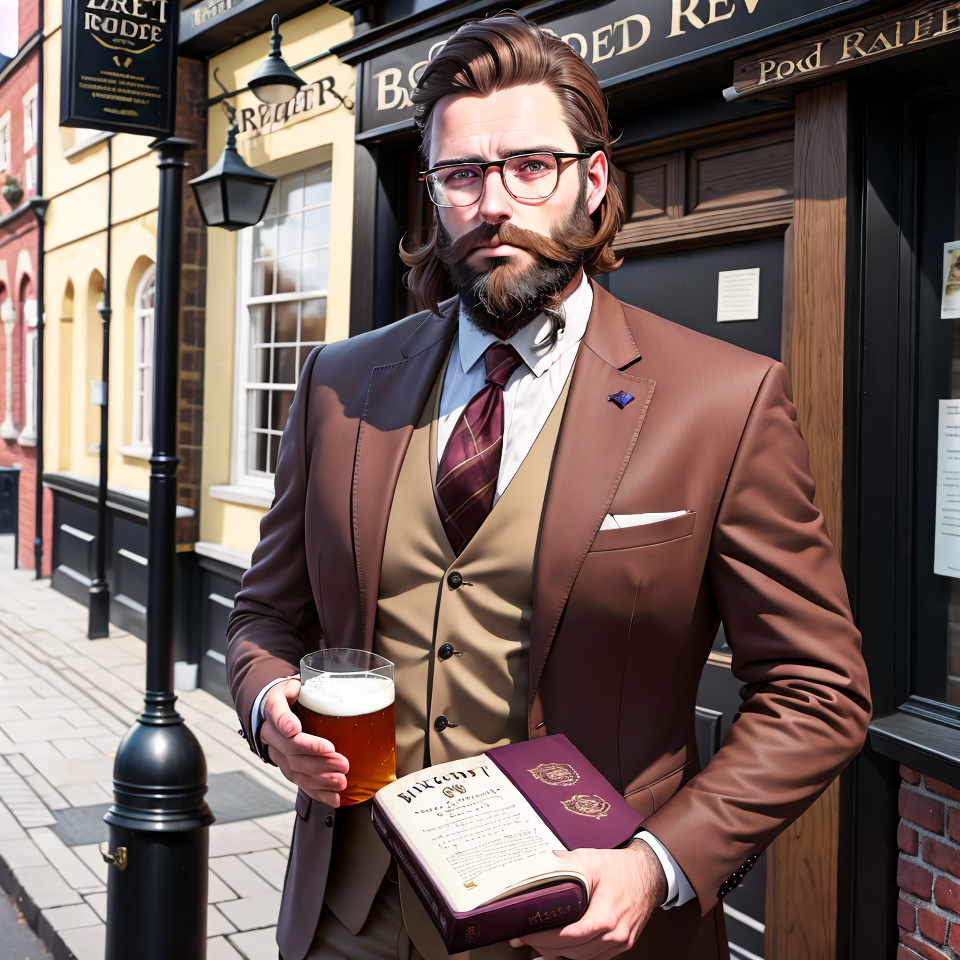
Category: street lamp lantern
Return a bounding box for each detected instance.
[248,14,304,105]
[189,125,276,231]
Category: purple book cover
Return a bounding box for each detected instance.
[371,735,642,954]
[487,735,643,850]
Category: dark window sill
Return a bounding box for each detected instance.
[869,696,960,788]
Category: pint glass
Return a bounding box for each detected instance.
[295,649,396,805]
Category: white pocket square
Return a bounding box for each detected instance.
[600,511,687,531]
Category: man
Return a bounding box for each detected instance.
[226,14,871,960]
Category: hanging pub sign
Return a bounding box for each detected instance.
[60,0,178,137]
[355,0,878,136]
[729,0,960,99]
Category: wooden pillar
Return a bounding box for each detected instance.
[767,81,849,960]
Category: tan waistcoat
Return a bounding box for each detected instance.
[324,364,570,959]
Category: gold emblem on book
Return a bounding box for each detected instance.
[562,794,611,819]
[529,763,580,787]
[464,926,481,944]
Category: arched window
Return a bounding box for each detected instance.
[132,265,155,447]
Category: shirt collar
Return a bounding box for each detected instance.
[457,270,593,378]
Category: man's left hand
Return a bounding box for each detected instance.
[509,840,667,960]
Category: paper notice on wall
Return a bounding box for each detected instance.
[934,400,960,577]
[942,242,960,319]
[717,268,760,322]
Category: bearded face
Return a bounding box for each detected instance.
[435,188,596,341]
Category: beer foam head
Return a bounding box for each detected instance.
[299,673,395,717]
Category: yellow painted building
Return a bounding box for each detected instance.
[39,0,356,696]
[197,4,356,569]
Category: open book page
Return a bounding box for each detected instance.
[375,755,588,913]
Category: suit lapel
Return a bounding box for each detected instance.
[529,282,655,705]
[353,303,457,651]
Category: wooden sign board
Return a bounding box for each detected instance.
[60,0,179,137]
[730,0,960,99]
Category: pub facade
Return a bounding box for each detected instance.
[326,0,960,957]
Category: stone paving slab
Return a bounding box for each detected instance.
[0,539,293,960]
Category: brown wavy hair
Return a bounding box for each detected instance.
[400,12,623,314]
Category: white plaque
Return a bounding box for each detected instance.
[942,242,960,319]
[90,380,106,407]
[717,268,761,322]
[934,399,960,577]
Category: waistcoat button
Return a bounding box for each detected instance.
[438,643,455,661]
[447,572,464,589]
[434,715,449,732]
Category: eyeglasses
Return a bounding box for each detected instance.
[420,151,591,208]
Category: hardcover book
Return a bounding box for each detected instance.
[370,734,643,954]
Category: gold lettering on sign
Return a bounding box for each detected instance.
[934,5,960,35]
[614,15,650,53]
[839,30,867,60]
[744,0,761,10]
[910,13,935,42]
[668,0,706,37]
[373,68,410,111]
[708,0,736,24]
[592,25,615,62]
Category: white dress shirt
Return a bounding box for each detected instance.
[248,271,695,910]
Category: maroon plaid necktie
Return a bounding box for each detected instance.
[435,343,525,555]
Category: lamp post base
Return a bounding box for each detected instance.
[88,582,110,639]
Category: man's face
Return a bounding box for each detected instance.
[427,83,609,336]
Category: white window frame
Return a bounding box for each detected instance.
[230,163,331,493]
[0,113,10,172]
[131,264,155,449]
[18,299,38,447]
[22,86,37,152]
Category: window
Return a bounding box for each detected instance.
[22,87,37,152]
[0,0,17,59]
[19,298,37,446]
[132,265,155,447]
[236,162,330,485]
[0,113,10,171]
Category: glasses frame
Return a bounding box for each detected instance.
[419,150,592,208]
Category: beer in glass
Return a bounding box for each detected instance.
[295,649,396,805]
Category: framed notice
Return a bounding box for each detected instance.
[717,268,760,322]
[942,242,960,319]
[60,0,178,137]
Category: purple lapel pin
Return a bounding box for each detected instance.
[608,391,635,410]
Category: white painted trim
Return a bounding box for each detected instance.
[723,904,765,934]
[209,592,236,609]
[118,444,151,460]
[62,129,112,160]
[208,483,273,509]
[118,547,147,566]
[728,942,764,960]
[194,540,252,571]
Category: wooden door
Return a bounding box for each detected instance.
[607,114,796,960]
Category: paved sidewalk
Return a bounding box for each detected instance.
[0,538,296,960]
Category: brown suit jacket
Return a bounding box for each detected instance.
[226,281,871,960]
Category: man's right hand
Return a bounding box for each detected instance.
[260,679,350,806]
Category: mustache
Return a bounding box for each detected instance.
[435,221,592,266]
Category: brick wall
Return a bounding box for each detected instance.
[897,765,960,958]
[173,58,207,547]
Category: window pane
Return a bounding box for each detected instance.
[281,174,304,214]
[273,347,296,384]
[255,220,276,258]
[301,249,329,293]
[304,206,330,248]
[268,434,280,474]
[250,306,270,345]
[279,213,302,255]
[251,346,270,383]
[301,299,326,344]
[253,260,275,297]
[249,389,269,429]
[277,255,300,294]
[251,431,269,473]
[305,163,332,206]
[275,302,298,342]
[272,390,294,431]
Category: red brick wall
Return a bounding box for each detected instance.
[897,765,960,958]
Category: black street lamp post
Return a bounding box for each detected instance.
[102,138,213,960]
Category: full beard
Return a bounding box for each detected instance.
[435,198,596,342]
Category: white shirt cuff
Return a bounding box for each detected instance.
[249,676,298,757]
[634,830,697,909]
